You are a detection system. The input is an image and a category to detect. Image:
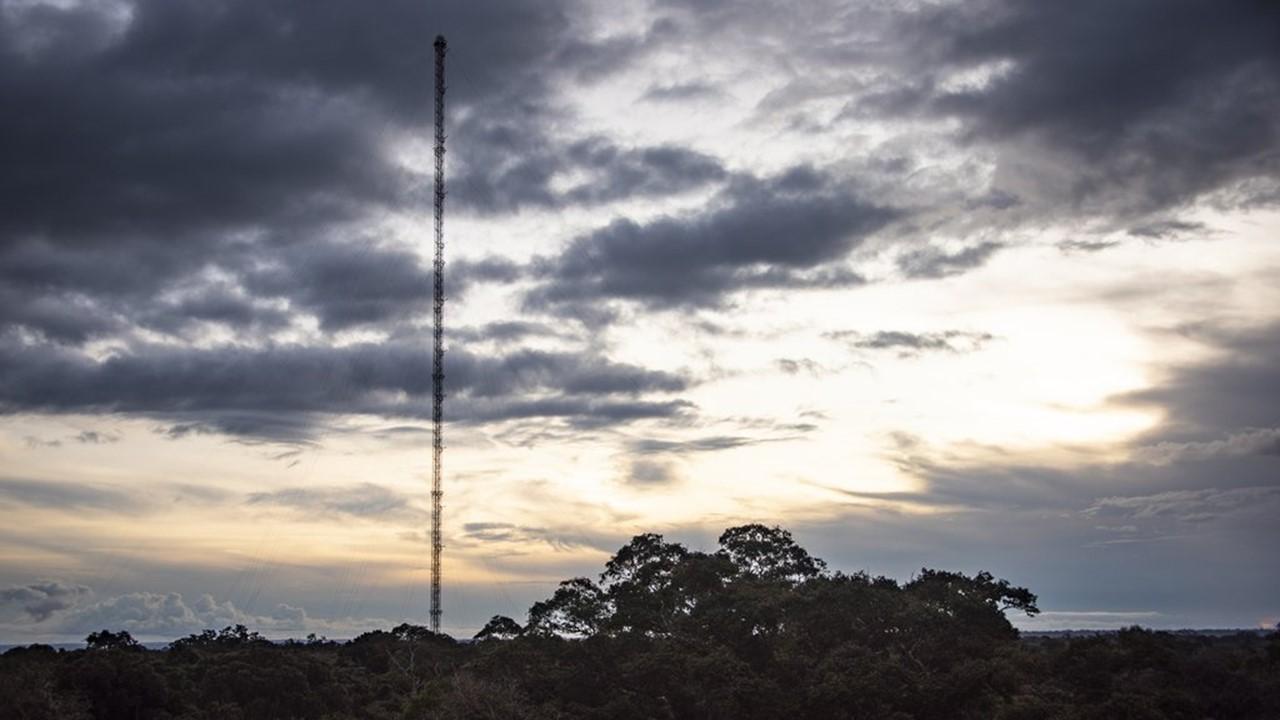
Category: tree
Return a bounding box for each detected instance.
[391,623,449,643]
[601,533,688,589]
[169,624,270,653]
[525,578,608,637]
[600,533,692,635]
[905,569,1039,618]
[474,615,523,641]
[717,524,827,583]
[84,629,141,651]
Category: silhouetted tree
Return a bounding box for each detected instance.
[716,524,827,582]
[526,577,609,637]
[84,630,141,651]
[475,615,524,641]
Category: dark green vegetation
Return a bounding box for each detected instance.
[3,526,1277,719]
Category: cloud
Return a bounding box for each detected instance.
[1085,486,1280,524]
[641,81,725,103]
[0,477,236,516]
[526,166,896,313]
[62,592,305,637]
[1056,239,1119,254]
[246,483,423,522]
[449,348,688,398]
[451,321,566,344]
[0,339,694,440]
[0,579,403,641]
[73,430,120,445]
[896,242,1004,279]
[0,477,138,513]
[896,0,1280,217]
[0,0,646,348]
[1116,322,1280,443]
[826,329,994,356]
[0,0,593,348]
[241,242,524,332]
[0,581,91,622]
[624,459,678,487]
[453,136,729,215]
[456,523,611,553]
[0,0,606,236]
[627,434,793,455]
[1133,428,1280,466]
[774,358,829,376]
[1016,610,1164,632]
[1127,220,1209,240]
[0,0,537,339]
[459,397,694,432]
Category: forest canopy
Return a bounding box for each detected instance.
[3,525,1277,719]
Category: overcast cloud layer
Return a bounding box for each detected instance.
[1,0,1278,641]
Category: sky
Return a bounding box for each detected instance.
[1,0,1278,643]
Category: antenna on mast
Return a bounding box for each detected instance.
[430,34,447,635]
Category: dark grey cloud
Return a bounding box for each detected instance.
[1056,239,1120,254]
[451,257,524,287]
[0,477,137,513]
[641,81,725,103]
[73,430,120,445]
[526,166,895,313]
[887,0,1280,217]
[0,6,395,243]
[243,241,433,332]
[896,242,1003,279]
[1,235,521,342]
[247,483,422,522]
[449,348,688,398]
[826,329,994,356]
[0,476,233,515]
[1132,428,1280,466]
[838,420,1280,521]
[139,285,293,337]
[0,0,660,348]
[831,454,1101,514]
[624,459,679,487]
[459,397,694,431]
[0,0,815,443]
[562,141,728,205]
[0,340,693,440]
[790,485,1279,629]
[242,241,521,332]
[457,522,612,553]
[1127,220,1208,240]
[774,358,827,376]
[157,415,319,444]
[0,2,490,338]
[0,581,91,622]
[1085,486,1280,525]
[629,434,764,455]
[1116,322,1280,444]
[51,589,319,638]
[452,136,729,215]
[451,321,565,344]
[443,13,722,214]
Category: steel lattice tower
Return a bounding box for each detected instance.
[430,34,447,635]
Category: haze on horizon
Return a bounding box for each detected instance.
[1,0,1278,643]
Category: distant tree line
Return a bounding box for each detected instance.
[2,525,1277,719]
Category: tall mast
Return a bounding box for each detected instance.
[430,34,447,635]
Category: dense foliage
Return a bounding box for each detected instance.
[3,525,1277,719]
